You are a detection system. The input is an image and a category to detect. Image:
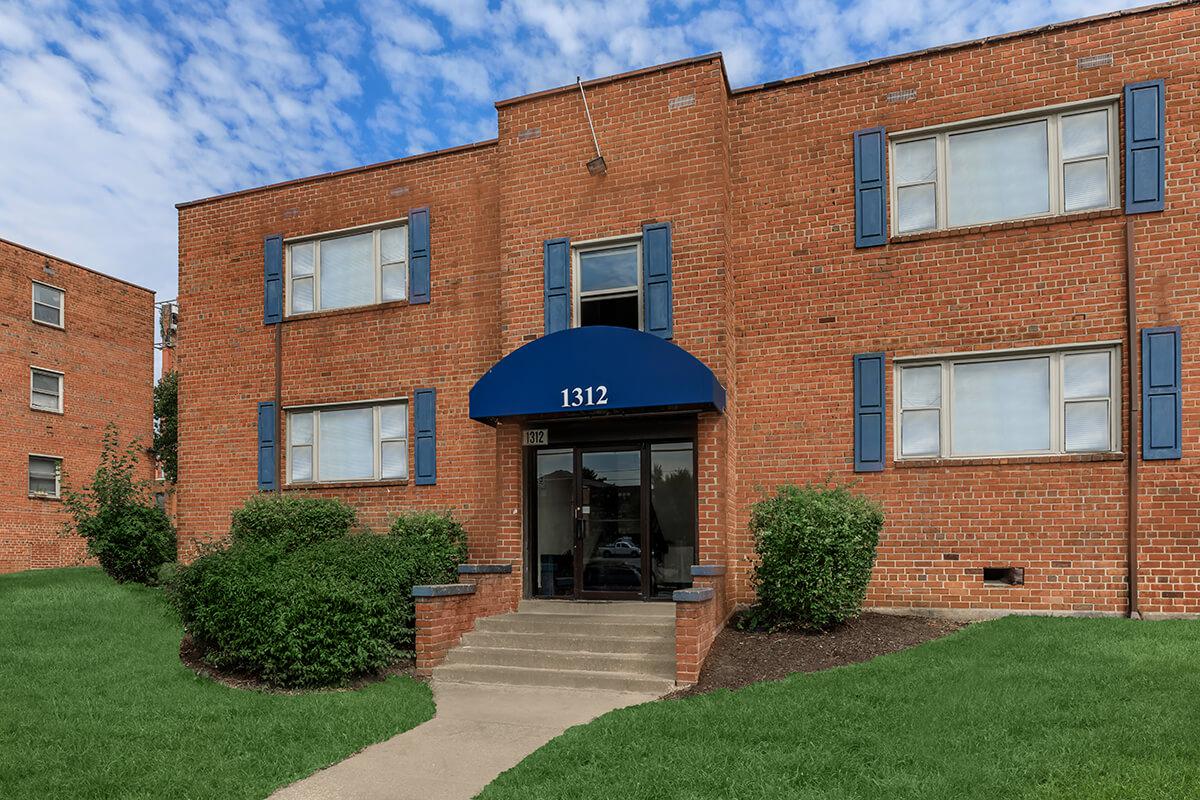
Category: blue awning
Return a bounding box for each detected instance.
[469,326,726,425]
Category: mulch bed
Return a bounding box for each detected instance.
[669,612,964,698]
[178,634,418,694]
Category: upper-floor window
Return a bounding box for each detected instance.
[287,401,408,484]
[30,368,63,412]
[573,239,641,330]
[28,455,61,498]
[32,281,64,328]
[896,345,1119,459]
[891,102,1118,234]
[287,224,407,315]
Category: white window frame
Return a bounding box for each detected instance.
[31,280,65,329]
[30,367,63,413]
[28,454,62,498]
[894,344,1121,460]
[285,219,408,316]
[889,98,1120,234]
[285,399,409,484]
[571,235,643,331]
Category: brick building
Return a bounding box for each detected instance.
[0,238,155,573]
[176,1,1198,678]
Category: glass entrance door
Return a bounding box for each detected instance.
[578,449,643,597]
[530,440,697,600]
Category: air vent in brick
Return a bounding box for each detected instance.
[983,567,1024,586]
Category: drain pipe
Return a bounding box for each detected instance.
[1125,220,1140,619]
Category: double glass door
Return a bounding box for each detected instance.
[533,442,696,600]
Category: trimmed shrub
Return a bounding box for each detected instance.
[387,510,468,583]
[171,499,470,688]
[747,483,883,630]
[228,495,357,551]
[62,425,176,584]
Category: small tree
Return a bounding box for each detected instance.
[62,424,176,584]
[152,370,178,483]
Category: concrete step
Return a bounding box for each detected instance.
[518,599,676,617]
[432,663,676,694]
[443,645,677,677]
[475,613,674,637]
[460,629,676,656]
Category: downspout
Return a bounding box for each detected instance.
[1125,220,1139,619]
[275,322,283,494]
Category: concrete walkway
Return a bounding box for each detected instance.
[270,680,662,800]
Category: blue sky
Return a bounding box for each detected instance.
[0,0,1148,302]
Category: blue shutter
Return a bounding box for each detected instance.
[414,388,436,485]
[257,401,277,490]
[642,222,673,339]
[544,238,570,335]
[1142,326,1182,460]
[408,207,431,304]
[1124,80,1165,214]
[263,235,283,324]
[853,352,886,472]
[853,128,887,248]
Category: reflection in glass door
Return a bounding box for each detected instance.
[535,449,575,597]
[579,449,642,596]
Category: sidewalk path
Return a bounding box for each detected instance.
[270,680,661,800]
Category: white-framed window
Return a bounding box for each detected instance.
[287,401,408,483]
[30,367,63,412]
[890,100,1119,234]
[32,281,65,328]
[28,455,61,498]
[896,345,1120,459]
[287,222,407,315]
[572,237,642,330]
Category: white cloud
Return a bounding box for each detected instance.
[0,0,1152,310]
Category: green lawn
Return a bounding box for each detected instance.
[481,615,1200,800]
[0,567,433,800]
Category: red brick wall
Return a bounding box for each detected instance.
[177,3,1198,617]
[0,239,155,573]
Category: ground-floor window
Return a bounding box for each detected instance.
[287,401,408,483]
[897,345,1119,459]
[28,455,61,498]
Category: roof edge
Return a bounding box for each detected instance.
[494,52,727,109]
[0,236,155,295]
[176,137,499,211]
[733,0,1194,97]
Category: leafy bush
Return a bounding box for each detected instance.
[152,370,178,484]
[228,495,358,551]
[172,500,470,688]
[62,425,177,584]
[746,483,883,631]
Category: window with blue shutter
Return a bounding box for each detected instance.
[1142,326,1181,460]
[263,235,283,324]
[642,222,673,339]
[854,352,886,472]
[414,388,437,485]
[257,401,277,490]
[1124,80,1165,214]
[853,128,887,248]
[544,238,570,335]
[408,207,431,304]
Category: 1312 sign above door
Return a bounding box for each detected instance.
[560,385,609,409]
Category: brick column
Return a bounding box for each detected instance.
[673,564,732,685]
[412,563,521,676]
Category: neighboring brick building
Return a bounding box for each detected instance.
[176,0,1198,655]
[0,238,155,573]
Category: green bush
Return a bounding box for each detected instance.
[172,500,470,688]
[62,425,177,584]
[747,483,883,630]
[229,495,357,551]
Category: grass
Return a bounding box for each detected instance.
[480,615,1200,800]
[0,567,433,800]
